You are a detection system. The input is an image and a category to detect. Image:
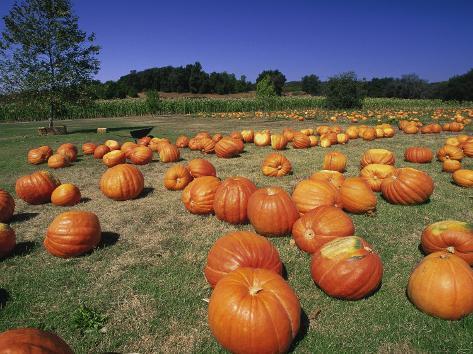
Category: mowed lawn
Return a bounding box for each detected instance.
[0,115,472,353]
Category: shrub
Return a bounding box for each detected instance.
[324,72,365,109]
[256,76,277,98]
[301,74,321,95]
[145,90,161,113]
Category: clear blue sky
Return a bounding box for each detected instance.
[1,0,472,83]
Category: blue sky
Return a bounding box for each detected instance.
[1,0,472,83]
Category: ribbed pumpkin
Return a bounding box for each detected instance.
[163,164,193,191]
[247,187,299,237]
[120,142,138,156]
[187,159,216,178]
[57,143,78,162]
[82,142,97,155]
[27,148,46,165]
[437,145,464,161]
[230,131,243,140]
[261,153,292,177]
[93,144,110,159]
[442,159,461,173]
[38,146,53,160]
[292,132,311,149]
[322,151,347,172]
[44,211,101,258]
[241,129,254,143]
[176,135,190,148]
[310,170,345,189]
[188,137,202,151]
[195,131,211,139]
[292,179,342,214]
[0,189,15,223]
[445,137,460,147]
[212,133,223,143]
[270,134,288,150]
[159,143,180,163]
[204,231,282,288]
[100,164,144,201]
[15,171,61,205]
[47,154,70,169]
[361,128,376,141]
[340,177,377,214]
[461,141,473,157]
[51,184,81,206]
[403,125,419,134]
[208,267,300,354]
[359,164,396,192]
[300,128,313,136]
[0,223,16,258]
[215,137,241,158]
[128,146,153,165]
[200,137,216,154]
[381,167,434,205]
[421,220,473,265]
[336,133,349,144]
[346,126,359,139]
[283,128,295,141]
[292,206,354,254]
[404,147,433,163]
[0,328,73,353]
[407,252,473,320]
[137,136,152,146]
[311,236,383,300]
[308,135,319,146]
[181,176,221,214]
[322,132,338,144]
[103,150,126,167]
[360,149,395,168]
[254,131,271,146]
[104,139,120,151]
[452,169,473,187]
[319,137,332,148]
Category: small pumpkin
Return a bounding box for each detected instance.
[340,177,377,214]
[437,145,464,161]
[308,135,319,146]
[176,135,190,148]
[187,159,216,178]
[128,146,153,165]
[51,184,81,206]
[104,139,120,151]
[159,143,180,163]
[82,142,97,155]
[181,176,221,215]
[100,164,144,201]
[27,148,46,165]
[137,136,152,146]
[163,164,193,191]
[254,131,271,146]
[336,133,349,144]
[404,147,433,163]
[283,128,295,141]
[15,171,61,205]
[361,128,376,141]
[292,132,311,149]
[442,159,461,173]
[360,149,395,168]
[270,134,288,150]
[241,129,254,143]
[310,170,345,189]
[0,189,15,223]
[102,150,126,167]
[93,144,110,159]
[322,151,347,172]
[200,137,216,154]
[0,328,73,353]
[381,167,434,205]
[0,223,16,258]
[261,153,292,177]
[188,137,203,151]
[359,164,396,192]
[292,179,342,214]
[230,131,243,140]
[38,146,53,160]
[57,143,78,162]
[48,154,70,169]
[461,141,473,157]
[452,169,473,188]
[212,133,223,143]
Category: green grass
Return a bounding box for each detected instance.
[0,115,472,353]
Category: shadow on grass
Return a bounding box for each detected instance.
[80,197,92,204]
[10,212,39,223]
[289,308,310,352]
[11,241,38,257]
[71,125,154,135]
[98,232,120,249]
[0,288,9,309]
[139,187,155,198]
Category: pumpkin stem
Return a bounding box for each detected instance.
[364,246,373,253]
[304,229,315,240]
[266,188,278,196]
[249,285,264,296]
[446,246,455,254]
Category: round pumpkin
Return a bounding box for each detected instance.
[187,159,216,178]
[322,151,347,172]
[340,177,377,214]
[38,146,53,160]
[27,148,46,165]
[208,267,300,354]
[181,176,221,215]
[204,231,282,288]
[360,149,395,168]
[56,143,77,162]
[359,164,396,192]
[82,143,97,155]
[310,170,345,189]
[104,139,120,151]
[100,164,144,201]
[44,211,101,258]
[51,184,81,206]
[308,135,319,146]
[452,169,473,188]
[0,189,15,223]
[159,143,180,163]
[381,167,434,205]
[403,125,419,134]
[292,132,311,149]
[0,223,16,258]
[254,131,271,146]
[407,252,473,320]
[241,129,254,143]
[176,135,190,148]
[437,145,464,162]
[128,146,153,165]
[213,177,257,224]
[163,164,193,191]
[102,150,126,167]
[292,206,354,253]
[283,128,295,141]
[188,137,202,151]
[261,153,292,177]
[47,154,70,169]
[247,187,299,237]
[442,159,461,173]
[346,126,359,139]
[200,137,216,154]
[319,137,332,148]
[93,144,110,159]
[292,179,342,214]
[271,134,288,150]
[311,236,383,300]
[15,171,61,205]
[120,142,138,156]
[212,133,223,143]
[361,128,376,141]
[461,141,473,157]
[0,328,73,353]
[404,147,433,163]
[215,137,241,158]
[230,131,243,140]
[137,136,152,146]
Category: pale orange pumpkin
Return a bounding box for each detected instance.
[322,151,347,172]
[292,179,342,214]
[103,150,126,167]
[309,170,345,189]
[51,184,81,206]
[360,149,395,168]
[261,153,292,177]
[452,169,473,188]
[359,164,396,192]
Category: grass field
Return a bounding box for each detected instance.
[0,115,472,353]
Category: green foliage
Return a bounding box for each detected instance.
[441,69,473,102]
[301,74,321,95]
[324,72,365,109]
[71,305,107,334]
[256,70,286,96]
[256,76,277,98]
[145,90,161,113]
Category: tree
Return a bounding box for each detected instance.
[441,69,473,102]
[301,74,321,95]
[324,72,364,109]
[0,0,100,127]
[256,70,286,96]
[256,76,277,98]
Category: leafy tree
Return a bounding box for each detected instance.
[256,70,286,96]
[256,76,277,98]
[440,69,473,102]
[145,90,160,113]
[188,62,204,93]
[0,0,100,127]
[301,74,321,95]
[324,72,364,109]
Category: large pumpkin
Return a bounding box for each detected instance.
[0,189,15,223]
[407,252,473,320]
[292,206,354,254]
[437,145,464,162]
[48,154,70,169]
[44,211,101,258]
[292,179,342,214]
[15,171,61,205]
[208,267,300,354]
[359,164,396,192]
[381,167,434,205]
[51,184,81,206]
[360,149,395,168]
[310,170,345,189]
[421,220,473,265]
[452,169,473,188]
[310,236,383,300]
[215,137,241,158]
[82,142,97,155]
[247,187,299,237]
[322,151,347,172]
[0,328,73,353]
[292,132,311,149]
[102,150,126,167]
[187,159,216,178]
[128,146,153,165]
[340,177,377,214]
[181,176,221,214]
[271,134,288,150]
[163,164,193,191]
[0,223,16,258]
[404,147,433,163]
[204,231,282,288]
[93,144,110,159]
[200,137,216,154]
[100,164,144,201]
[213,177,257,224]
[57,143,78,162]
[159,143,180,163]
[261,153,292,177]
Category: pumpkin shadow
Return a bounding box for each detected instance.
[98,232,120,249]
[138,187,155,199]
[288,308,309,352]
[10,212,39,223]
[80,197,92,204]
[0,288,9,309]
[417,243,427,256]
[11,241,38,257]
[281,263,289,280]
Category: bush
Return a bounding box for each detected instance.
[145,90,161,113]
[324,72,364,109]
[256,70,286,96]
[301,75,321,95]
[256,76,277,98]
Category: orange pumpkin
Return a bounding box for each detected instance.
[360,149,395,168]
[254,131,271,146]
[102,150,126,167]
[461,141,473,157]
[120,142,138,156]
[340,177,377,214]
[0,189,15,223]
[128,146,153,165]
[442,159,461,173]
[322,151,347,172]
[403,124,419,134]
[44,211,101,258]
[319,137,332,148]
[292,179,342,214]
[51,184,81,206]
[27,148,46,165]
[381,167,434,205]
[241,129,254,143]
[15,171,61,205]
[213,177,256,224]
[215,137,241,158]
[82,142,97,155]
[187,159,216,178]
[452,169,473,187]
[361,128,376,141]
[38,146,53,160]
[212,133,223,143]
[309,170,345,189]
[261,153,292,177]
[93,144,110,159]
[0,223,16,258]
[57,143,78,162]
[195,131,211,139]
[346,126,359,139]
[437,145,464,161]
[270,134,288,150]
[407,252,473,320]
[188,137,203,151]
[359,164,396,192]
[308,135,319,146]
[159,143,180,163]
[0,328,73,353]
[292,132,311,149]
[181,176,221,215]
[137,136,152,146]
[311,236,383,300]
[230,131,243,140]
[47,154,70,169]
[100,164,144,201]
[163,164,193,191]
[104,139,120,151]
[176,135,190,148]
[283,128,295,141]
[200,137,216,154]
[336,133,349,144]
[404,147,433,163]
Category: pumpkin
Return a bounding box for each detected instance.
[213,177,257,224]
[310,170,345,189]
[208,267,300,354]
[150,139,171,152]
[407,252,473,320]
[230,131,243,140]
[292,179,342,214]
[336,133,349,144]
[0,189,15,223]
[159,143,180,163]
[195,131,211,139]
[254,131,271,146]
[188,137,202,151]
[120,142,138,156]
[128,146,153,165]
[56,143,77,162]
[241,129,254,143]
[270,134,288,150]
[292,206,354,253]
[292,132,311,149]
[137,136,152,146]
[204,231,282,288]
[322,151,347,172]
[404,147,433,163]
[361,128,376,141]
[0,328,73,353]
[360,149,395,168]
[421,220,473,265]
[359,164,396,192]
[163,164,193,191]
[38,146,53,160]
[15,171,61,205]
[0,223,16,258]
[181,176,221,215]
[283,128,295,141]
[381,167,434,205]
[51,184,81,206]
[317,125,330,135]
[383,127,395,137]
[44,211,101,258]
[322,132,338,144]
[82,142,97,155]
[319,137,332,148]
[442,159,461,173]
[104,139,120,151]
[375,128,385,138]
[437,145,464,161]
[300,128,313,136]
[445,137,460,147]
[102,150,126,167]
[27,148,46,165]
[311,236,383,300]
[176,135,190,148]
[93,144,110,159]
[403,125,419,134]
[212,133,223,143]
[308,135,319,147]
[200,137,216,154]
[340,177,377,214]
[187,159,216,178]
[461,141,473,157]
[261,153,292,177]
[100,164,144,201]
[452,169,473,187]
[48,154,70,169]
[215,137,241,158]
[346,126,359,139]
[247,187,299,237]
